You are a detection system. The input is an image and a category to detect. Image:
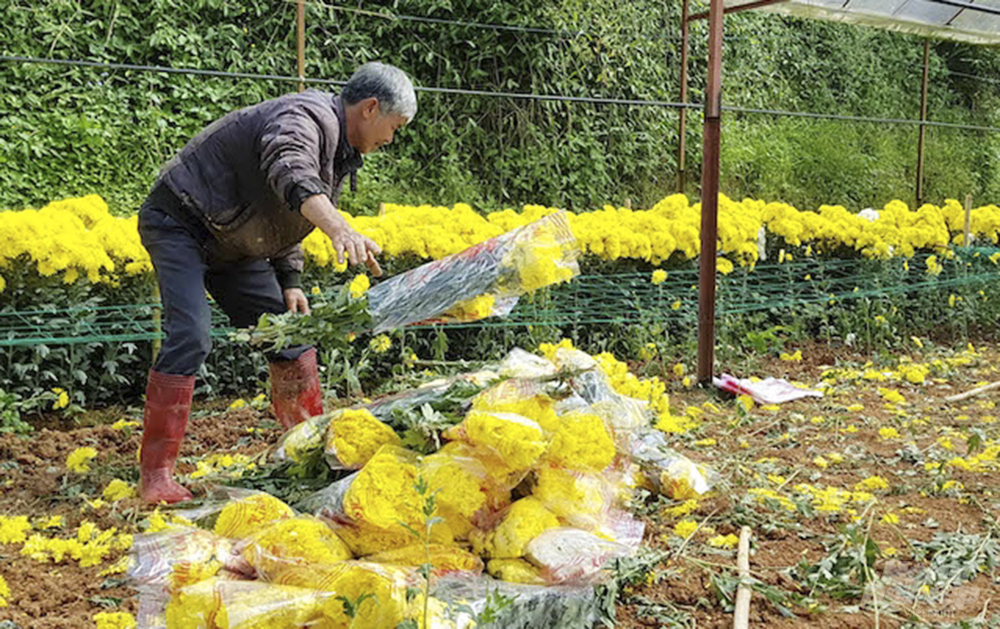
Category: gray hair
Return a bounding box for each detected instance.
[341,62,417,120]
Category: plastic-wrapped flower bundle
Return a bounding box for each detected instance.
[470,497,561,559]
[470,380,560,432]
[543,411,616,472]
[629,429,717,499]
[324,408,401,470]
[329,517,454,557]
[241,516,352,582]
[367,543,484,575]
[421,445,492,536]
[366,211,580,332]
[272,414,330,464]
[250,212,580,351]
[130,527,243,594]
[312,562,411,628]
[444,410,548,476]
[525,528,633,585]
[341,446,423,532]
[213,493,295,539]
[165,578,321,629]
[532,467,611,520]
[486,558,548,585]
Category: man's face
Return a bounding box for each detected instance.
[353,99,408,154]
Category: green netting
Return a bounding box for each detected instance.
[2,248,999,346]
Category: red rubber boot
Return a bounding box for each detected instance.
[269,347,324,430]
[138,371,195,505]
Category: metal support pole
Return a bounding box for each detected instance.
[678,0,690,194]
[297,0,306,92]
[697,0,724,384]
[916,38,930,207]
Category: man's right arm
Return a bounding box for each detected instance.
[300,194,383,276]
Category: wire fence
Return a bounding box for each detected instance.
[3,54,998,134]
[3,250,996,346]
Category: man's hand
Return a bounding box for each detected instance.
[300,194,383,276]
[329,228,383,277]
[284,288,311,314]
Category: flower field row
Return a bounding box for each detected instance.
[5,193,1000,291]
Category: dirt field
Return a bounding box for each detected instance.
[3,340,1000,627]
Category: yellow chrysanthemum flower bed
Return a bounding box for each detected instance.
[0,194,150,290]
[10,192,1000,292]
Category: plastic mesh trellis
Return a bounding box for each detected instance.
[2,248,999,346]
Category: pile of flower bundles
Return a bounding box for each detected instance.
[132,344,719,627]
[131,491,471,628]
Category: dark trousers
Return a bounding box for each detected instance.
[138,206,308,376]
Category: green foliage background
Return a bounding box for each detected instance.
[2,0,1000,215]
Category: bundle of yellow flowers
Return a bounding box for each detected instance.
[366,543,484,575]
[471,384,560,432]
[342,446,423,532]
[486,557,548,585]
[324,408,401,469]
[312,562,411,628]
[213,493,295,539]
[470,497,561,559]
[444,410,548,476]
[165,578,320,629]
[543,411,617,472]
[532,467,612,520]
[242,516,353,581]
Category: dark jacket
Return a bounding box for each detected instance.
[155,90,363,289]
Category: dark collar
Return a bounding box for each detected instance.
[332,95,363,176]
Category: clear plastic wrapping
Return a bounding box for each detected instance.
[432,573,599,629]
[298,448,415,523]
[443,411,547,480]
[271,413,330,464]
[629,429,717,499]
[525,528,633,585]
[240,516,353,582]
[469,497,561,560]
[164,578,320,628]
[366,212,580,332]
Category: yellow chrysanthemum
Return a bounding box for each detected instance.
[544,411,616,472]
[326,408,401,469]
[243,516,352,581]
[213,493,295,539]
[66,447,97,473]
[348,274,370,298]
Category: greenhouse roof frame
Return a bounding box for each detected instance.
[741,0,1000,45]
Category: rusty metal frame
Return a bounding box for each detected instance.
[696,0,725,383]
[689,0,788,21]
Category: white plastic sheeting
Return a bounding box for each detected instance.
[724,0,1000,44]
